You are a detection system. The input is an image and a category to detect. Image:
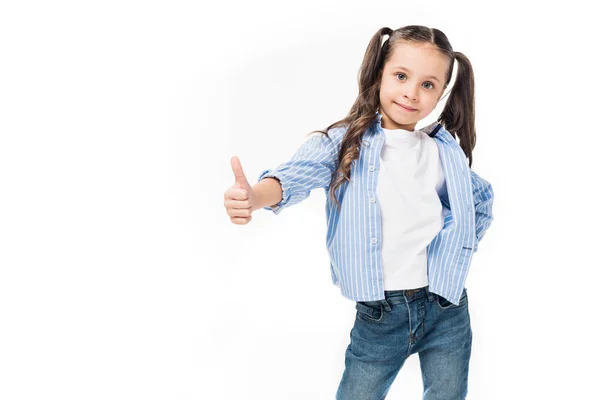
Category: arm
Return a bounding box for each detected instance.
[250,177,283,210]
[470,169,494,252]
[255,130,341,215]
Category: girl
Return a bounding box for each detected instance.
[224,25,494,400]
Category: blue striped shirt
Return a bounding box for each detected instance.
[257,112,494,305]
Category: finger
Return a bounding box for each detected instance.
[230,156,251,189]
[224,187,249,201]
[224,198,251,209]
[231,215,252,225]
[227,208,252,218]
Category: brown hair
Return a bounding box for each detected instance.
[309,25,476,210]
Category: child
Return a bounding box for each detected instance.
[224,25,494,400]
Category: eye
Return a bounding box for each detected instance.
[395,73,436,90]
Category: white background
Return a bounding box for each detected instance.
[1,1,598,399]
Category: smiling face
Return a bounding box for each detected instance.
[378,41,450,131]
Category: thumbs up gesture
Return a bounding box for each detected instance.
[224,156,255,225]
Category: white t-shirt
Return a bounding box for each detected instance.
[377,126,447,290]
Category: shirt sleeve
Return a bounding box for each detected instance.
[470,169,494,252]
[256,132,338,215]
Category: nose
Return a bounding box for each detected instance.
[403,83,419,101]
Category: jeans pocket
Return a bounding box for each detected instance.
[436,288,468,310]
[355,300,385,323]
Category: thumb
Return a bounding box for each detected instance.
[231,156,251,191]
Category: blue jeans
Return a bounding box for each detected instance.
[336,286,471,400]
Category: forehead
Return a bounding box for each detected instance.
[385,42,449,77]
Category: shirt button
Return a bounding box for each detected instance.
[371,237,378,244]
[369,197,376,203]
[364,140,370,147]
[368,165,375,172]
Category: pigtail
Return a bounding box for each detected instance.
[311,27,396,210]
[356,27,394,109]
[438,52,476,168]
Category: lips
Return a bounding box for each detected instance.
[395,102,417,111]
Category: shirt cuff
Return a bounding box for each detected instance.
[257,168,289,215]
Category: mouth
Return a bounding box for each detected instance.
[395,102,417,111]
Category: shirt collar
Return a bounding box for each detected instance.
[374,111,443,138]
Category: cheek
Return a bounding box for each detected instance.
[420,94,437,107]
[379,84,393,101]
[419,102,438,116]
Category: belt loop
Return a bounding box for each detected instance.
[380,298,392,312]
[425,286,435,302]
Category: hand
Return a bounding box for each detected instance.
[224,156,254,225]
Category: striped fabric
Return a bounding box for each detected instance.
[257,112,494,305]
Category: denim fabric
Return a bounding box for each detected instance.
[336,285,471,400]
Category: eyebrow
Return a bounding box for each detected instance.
[391,65,441,83]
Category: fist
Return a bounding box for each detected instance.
[224,156,254,225]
